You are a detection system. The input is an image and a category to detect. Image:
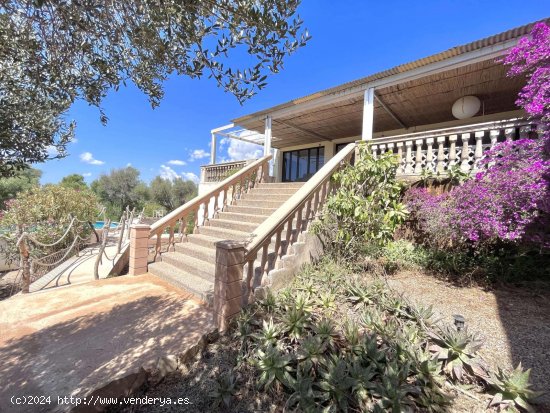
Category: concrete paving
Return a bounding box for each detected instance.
[0,274,215,412]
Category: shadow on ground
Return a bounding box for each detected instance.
[0,277,214,413]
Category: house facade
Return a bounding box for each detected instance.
[201,19,547,188]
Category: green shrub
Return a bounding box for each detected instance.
[315,142,408,258]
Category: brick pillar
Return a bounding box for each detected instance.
[129,224,150,275]
[214,240,246,331]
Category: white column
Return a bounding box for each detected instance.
[210,133,217,164]
[448,134,458,167]
[362,87,375,141]
[264,115,272,156]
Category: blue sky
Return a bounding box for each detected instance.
[38,0,549,185]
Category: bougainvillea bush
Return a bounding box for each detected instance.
[404,22,550,280]
[406,138,550,250]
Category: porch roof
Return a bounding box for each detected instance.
[231,18,548,149]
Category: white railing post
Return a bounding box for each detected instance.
[448,135,458,167]
[425,138,434,172]
[436,136,446,173]
[473,131,484,170]
[414,139,423,174]
[405,141,413,174]
[396,142,404,174]
[460,133,471,172]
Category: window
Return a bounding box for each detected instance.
[335,142,354,153]
[282,147,325,182]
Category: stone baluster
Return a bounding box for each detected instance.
[404,141,413,174]
[473,131,484,170]
[378,143,386,155]
[490,129,499,149]
[519,125,530,139]
[436,136,446,173]
[460,133,471,172]
[371,144,378,159]
[448,135,458,168]
[504,128,515,142]
[386,142,395,156]
[414,139,423,174]
[425,138,434,172]
[396,142,404,174]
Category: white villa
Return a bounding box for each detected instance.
[129,20,548,331]
[201,20,546,188]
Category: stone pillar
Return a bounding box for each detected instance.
[214,240,246,331]
[129,224,151,275]
[414,139,423,174]
[436,136,446,173]
[448,135,458,167]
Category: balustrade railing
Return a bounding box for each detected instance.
[148,155,271,262]
[241,143,356,303]
[200,159,255,183]
[370,118,540,176]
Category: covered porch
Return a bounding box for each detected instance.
[201,21,542,186]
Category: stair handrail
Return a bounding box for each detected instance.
[147,154,272,260]
[241,142,357,294]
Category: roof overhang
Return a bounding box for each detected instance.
[230,19,547,149]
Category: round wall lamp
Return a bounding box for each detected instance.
[452,96,481,120]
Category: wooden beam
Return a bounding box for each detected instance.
[374,93,407,129]
[272,118,332,141]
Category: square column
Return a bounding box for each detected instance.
[362,87,375,141]
[210,133,217,164]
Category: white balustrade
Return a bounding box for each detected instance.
[367,119,536,177]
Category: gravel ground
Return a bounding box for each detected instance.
[375,270,550,412]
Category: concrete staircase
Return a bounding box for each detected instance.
[148,182,304,305]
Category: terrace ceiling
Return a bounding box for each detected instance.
[234,59,526,149]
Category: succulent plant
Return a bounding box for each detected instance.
[256,346,294,390]
[345,282,377,306]
[282,306,310,341]
[317,355,355,412]
[486,363,543,413]
[313,317,339,349]
[296,335,326,372]
[209,370,237,408]
[252,317,281,348]
[428,324,486,382]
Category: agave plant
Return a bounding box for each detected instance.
[285,369,323,413]
[259,289,278,314]
[317,355,356,412]
[486,363,543,413]
[256,346,294,390]
[373,361,420,413]
[345,282,377,306]
[252,317,282,348]
[209,370,237,408]
[282,306,310,341]
[317,291,337,313]
[313,317,339,349]
[428,324,486,381]
[296,335,326,372]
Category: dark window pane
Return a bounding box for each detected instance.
[297,149,308,181]
[308,148,318,179]
[318,147,325,169]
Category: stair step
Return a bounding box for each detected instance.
[148,261,213,306]
[249,188,298,196]
[208,219,257,233]
[175,242,216,262]
[235,199,285,208]
[241,193,291,202]
[187,233,224,248]
[225,205,278,215]
[160,251,215,282]
[198,225,250,240]
[217,211,268,224]
[256,183,305,189]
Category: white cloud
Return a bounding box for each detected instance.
[188,149,209,161]
[80,152,105,165]
[168,159,187,166]
[126,162,132,167]
[159,165,200,184]
[71,138,78,144]
[82,172,92,177]
[181,172,200,184]
[159,164,179,181]
[226,140,263,161]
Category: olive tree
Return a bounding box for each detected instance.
[0,0,309,176]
